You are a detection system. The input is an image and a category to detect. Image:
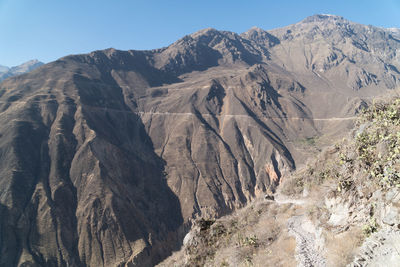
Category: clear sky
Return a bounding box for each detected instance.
[0,0,399,67]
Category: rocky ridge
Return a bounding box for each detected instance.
[0,59,44,81]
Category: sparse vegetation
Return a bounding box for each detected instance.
[276,97,400,265]
[220,260,229,267]
[285,98,400,196]
[362,218,379,237]
[173,200,295,267]
[237,234,259,247]
[337,179,353,192]
[298,136,318,146]
[244,255,253,266]
[354,98,400,188]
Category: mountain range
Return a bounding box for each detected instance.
[0,14,399,266]
[0,60,44,81]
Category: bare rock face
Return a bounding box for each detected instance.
[0,15,400,266]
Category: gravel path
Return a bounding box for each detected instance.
[274,195,326,267]
[287,215,326,267]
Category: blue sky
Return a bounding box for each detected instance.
[0,0,399,66]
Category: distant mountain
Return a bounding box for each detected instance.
[0,15,400,266]
[0,65,8,73]
[0,59,44,81]
[387,27,400,37]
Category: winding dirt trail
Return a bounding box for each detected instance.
[287,215,326,267]
[274,195,326,267]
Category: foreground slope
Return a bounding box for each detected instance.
[0,15,400,266]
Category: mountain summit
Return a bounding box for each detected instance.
[0,15,399,266]
[0,59,44,81]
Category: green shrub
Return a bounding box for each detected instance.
[362,218,379,237]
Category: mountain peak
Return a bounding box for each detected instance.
[190,27,219,38]
[302,14,345,23]
[247,26,265,32]
[10,59,44,74]
[241,26,280,47]
[0,59,44,81]
[22,59,41,65]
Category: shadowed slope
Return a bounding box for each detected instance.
[0,59,183,266]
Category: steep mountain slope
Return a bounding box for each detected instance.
[246,14,400,115]
[0,60,44,81]
[160,97,400,267]
[0,57,184,267]
[0,15,400,266]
